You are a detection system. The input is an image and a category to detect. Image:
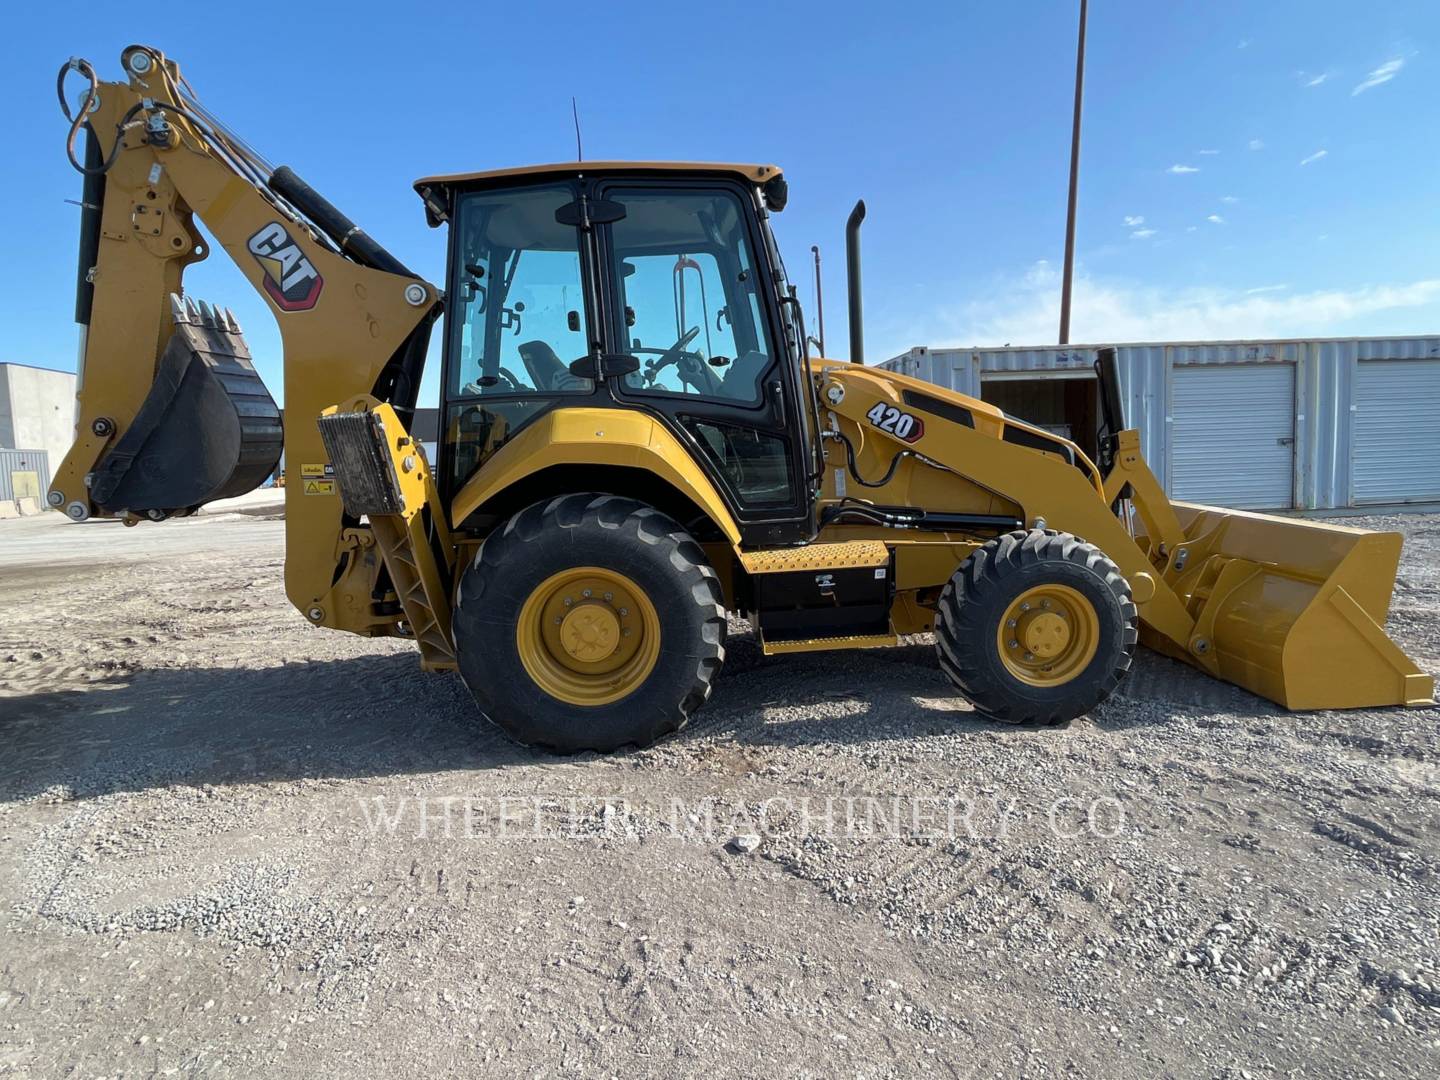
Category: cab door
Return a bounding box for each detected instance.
[594,179,813,545]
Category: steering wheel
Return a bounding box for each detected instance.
[635,326,719,394]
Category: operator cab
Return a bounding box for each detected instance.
[414,162,817,546]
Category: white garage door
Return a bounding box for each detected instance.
[1170,364,1295,509]
[1353,359,1440,504]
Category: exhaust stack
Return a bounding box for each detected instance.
[845,199,866,363]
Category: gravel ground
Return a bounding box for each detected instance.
[1,505,1438,1078]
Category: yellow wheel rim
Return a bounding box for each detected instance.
[516,566,661,706]
[995,584,1100,687]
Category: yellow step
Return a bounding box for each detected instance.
[761,631,899,656]
[740,540,889,575]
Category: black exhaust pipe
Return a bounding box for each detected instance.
[845,199,866,364]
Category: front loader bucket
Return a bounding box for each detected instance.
[1147,503,1433,710]
[88,296,282,516]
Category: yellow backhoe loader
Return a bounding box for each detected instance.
[48,47,1432,751]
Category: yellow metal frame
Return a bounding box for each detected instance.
[810,360,1432,710]
[815,361,1199,653]
[415,161,779,189]
[318,397,457,670]
[50,51,436,639]
[449,407,742,546]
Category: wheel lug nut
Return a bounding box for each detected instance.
[1024,652,1035,661]
[1041,599,1051,609]
[1006,619,1017,629]
[1008,639,1019,649]
[563,598,573,607]
[582,588,592,598]
[1021,602,1030,612]
[618,608,628,617]
[603,592,613,602]
[554,616,562,624]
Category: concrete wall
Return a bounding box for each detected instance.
[0,364,77,468]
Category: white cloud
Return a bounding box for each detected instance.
[1167,164,1199,174]
[1299,149,1328,166]
[1123,215,1145,226]
[1197,148,1220,155]
[1130,229,1156,239]
[1207,214,1225,224]
[1220,195,1240,204]
[1248,139,1265,151]
[1238,39,1252,50]
[1303,72,1330,87]
[1185,226,1198,233]
[1245,284,1289,294]
[909,265,1440,351]
[1353,58,1404,95]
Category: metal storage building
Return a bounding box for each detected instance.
[0,448,51,507]
[880,336,1440,512]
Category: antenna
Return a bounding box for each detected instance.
[810,244,825,355]
[571,97,583,162]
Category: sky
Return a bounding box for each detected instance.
[2,0,1437,405]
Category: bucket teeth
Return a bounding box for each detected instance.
[174,296,243,335]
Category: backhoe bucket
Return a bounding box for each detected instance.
[1148,502,1433,710]
[88,296,282,516]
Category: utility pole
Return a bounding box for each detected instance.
[1058,0,1087,345]
[811,245,825,355]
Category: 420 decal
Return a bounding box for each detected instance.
[865,402,925,443]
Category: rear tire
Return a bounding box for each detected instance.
[453,494,726,752]
[935,529,1137,725]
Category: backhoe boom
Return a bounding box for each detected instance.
[51,46,439,638]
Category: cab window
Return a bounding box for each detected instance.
[606,188,775,405]
[448,185,593,397]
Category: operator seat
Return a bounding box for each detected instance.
[721,349,771,400]
[517,339,592,392]
[517,340,567,390]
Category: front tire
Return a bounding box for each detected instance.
[453,494,726,752]
[935,529,1137,725]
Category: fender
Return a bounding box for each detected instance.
[449,407,743,548]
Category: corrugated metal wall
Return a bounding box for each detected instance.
[881,336,1440,510]
[0,448,51,504]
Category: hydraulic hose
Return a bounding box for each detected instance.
[57,58,144,176]
[821,428,911,488]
